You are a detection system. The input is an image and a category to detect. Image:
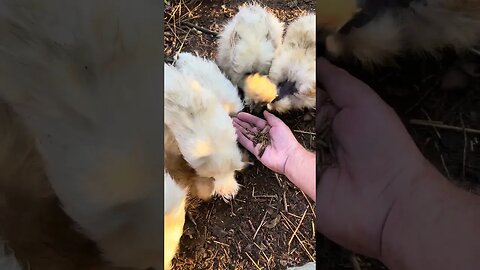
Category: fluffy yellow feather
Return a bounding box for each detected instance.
[243,73,278,103]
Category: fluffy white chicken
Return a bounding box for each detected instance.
[164,170,187,270]
[0,0,164,268]
[164,124,216,200]
[174,52,244,115]
[323,0,480,65]
[268,14,316,113]
[0,103,129,269]
[216,3,284,111]
[164,63,246,201]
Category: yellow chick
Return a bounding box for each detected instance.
[243,73,278,106]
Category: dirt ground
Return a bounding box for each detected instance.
[165,1,316,269]
[164,1,480,269]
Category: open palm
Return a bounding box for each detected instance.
[316,58,429,258]
[232,111,302,175]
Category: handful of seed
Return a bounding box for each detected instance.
[246,125,272,158]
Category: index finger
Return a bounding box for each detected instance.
[317,57,378,108]
[236,112,267,129]
[233,123,261,158]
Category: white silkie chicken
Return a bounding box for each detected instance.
[174,52,244,115]
[0,103,129,269]
[216,3,284,112]
[164,63,246,201]
[0,0,164,268]
[267,14,316,113]
[164,170,187,270]
[321,0,480,66]
[164,124,216,200]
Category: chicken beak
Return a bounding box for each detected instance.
[277,80,298,99]
[266,103,274,111]
[266,81,298,112]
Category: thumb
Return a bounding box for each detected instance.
[317,57,379,109]
[263,111,285,127]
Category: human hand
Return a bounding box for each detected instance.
[232,111,304,175]
[316,58,434,259]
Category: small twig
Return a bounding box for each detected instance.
[288,208,308,246]
[254,211,268,240]
[470,47,480,56]
[421,109,442,139]
[409,119,480,135]
[206,204,214,222]
[254,195,277,198]
[405,80,439,114]
[252,242,270,267]
[246,253,263,270]
[213,240,230,247]
[311,221,315,239]
[300,191,315,218]
[280,212,309,242]
[275,173,283,187]
[252,188,278,198]
[176,28,192,54]
[287,212,302,219]
[182,21,219,36]
[293,130,316,136]
[235,198,246,203]
[248,219,256,233]
[239,227,251,241]
[222,247,229,265]
[281,213,315,261]
[166,24,181,46]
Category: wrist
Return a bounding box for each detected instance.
[284,144,309,178]
[380,161,451,268]
[283,144,316,199]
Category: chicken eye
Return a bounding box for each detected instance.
[266,32,271,40]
